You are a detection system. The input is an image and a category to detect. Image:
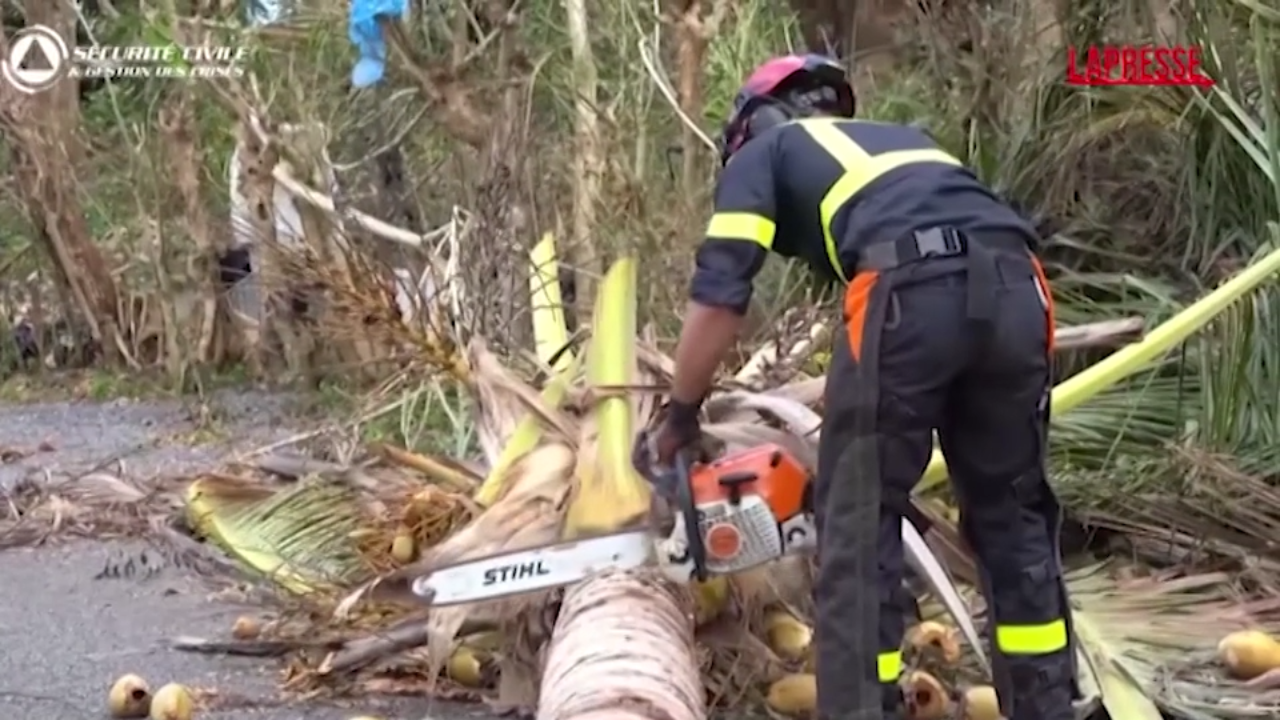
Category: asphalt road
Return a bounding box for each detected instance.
[0,391,489,720]
[0,541,496,720]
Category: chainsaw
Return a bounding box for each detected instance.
[405,437,991,674]
[409,442,817,606]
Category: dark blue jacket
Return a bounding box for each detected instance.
[691,119,1035,313]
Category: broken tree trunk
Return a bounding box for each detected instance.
[538,571,705,720]
[0,1,122,361]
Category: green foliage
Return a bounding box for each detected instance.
[983,4,1280,530]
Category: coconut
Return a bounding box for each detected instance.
[231,615,261,640]
[961,685,1001,720]
[148,683,194,720]
[390,527,416,563]
[108,674,151,718]
[903,670,951,720]
[447,643,496,687]
[905,620,961,666]
[1219,629,1280,679]
[766,673,817,715]
[763,609,814,662]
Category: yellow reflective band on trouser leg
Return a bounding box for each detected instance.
[796,119,963,284]
[877,650,902,682]
[995,620,1069,655]
[704,212,776,250]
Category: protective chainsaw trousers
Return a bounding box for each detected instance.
[812,228,1078,720]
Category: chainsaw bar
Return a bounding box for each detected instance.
[409,529,658,606]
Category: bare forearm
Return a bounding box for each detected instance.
[670,302,745,405]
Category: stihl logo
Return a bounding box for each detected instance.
[482,560,551,585]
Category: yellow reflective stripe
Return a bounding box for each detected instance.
[995,620,1069,654]
[877,650,902,682]
[705,212,776,250]
[797,119,962,284]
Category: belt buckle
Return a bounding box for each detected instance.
[912,227,963,258]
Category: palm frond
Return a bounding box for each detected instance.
[184,475,371,592]
[1058,448,1280,571]
[1051,374,1198,468]
[1069,563,1280,719]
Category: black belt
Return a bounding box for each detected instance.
[857,226,1029,271]
[856,227,1031,325]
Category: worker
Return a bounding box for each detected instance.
[646,54,1078,720]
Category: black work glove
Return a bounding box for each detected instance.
[632,399,702,500]
[653,399,702,464]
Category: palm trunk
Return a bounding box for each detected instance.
[538,571,705,720]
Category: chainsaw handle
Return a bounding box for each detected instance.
[674,450,708,581]
[633,429,676,498]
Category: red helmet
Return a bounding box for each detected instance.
[719,54,856,165]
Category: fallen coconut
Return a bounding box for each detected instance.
[108,673,151,718]
[693,577,731,625]
[390,527,416,564]
[764,608,814,662]
[149,683,194,720]
[766,673,817,715]
[1219,629,1280,679]
[905,620,961,665]
[231,615,260,640]
[961,685,1001,720]
[903,670,951,720]
[447,643,496,687]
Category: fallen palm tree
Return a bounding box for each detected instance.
[162,227,1280,720]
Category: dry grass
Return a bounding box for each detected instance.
[0,471,183,549]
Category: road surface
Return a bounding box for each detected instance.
[0,391,488,720]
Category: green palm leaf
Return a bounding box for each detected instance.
[184,476,372,593]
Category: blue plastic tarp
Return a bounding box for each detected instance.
[348,0,409,87]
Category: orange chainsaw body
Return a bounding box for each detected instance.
[680,444,812,568]
[688,443,810,520]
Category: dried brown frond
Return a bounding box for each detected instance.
[1066,447,1280,574]
[468,339,582,464]
[698,620,787,708]
[0,471,186,550]
[355,484,478,575]
[1160,652,1280,718]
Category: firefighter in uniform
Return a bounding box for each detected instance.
[648,54,1079,720]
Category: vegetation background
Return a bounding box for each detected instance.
[1,0,1280,579]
